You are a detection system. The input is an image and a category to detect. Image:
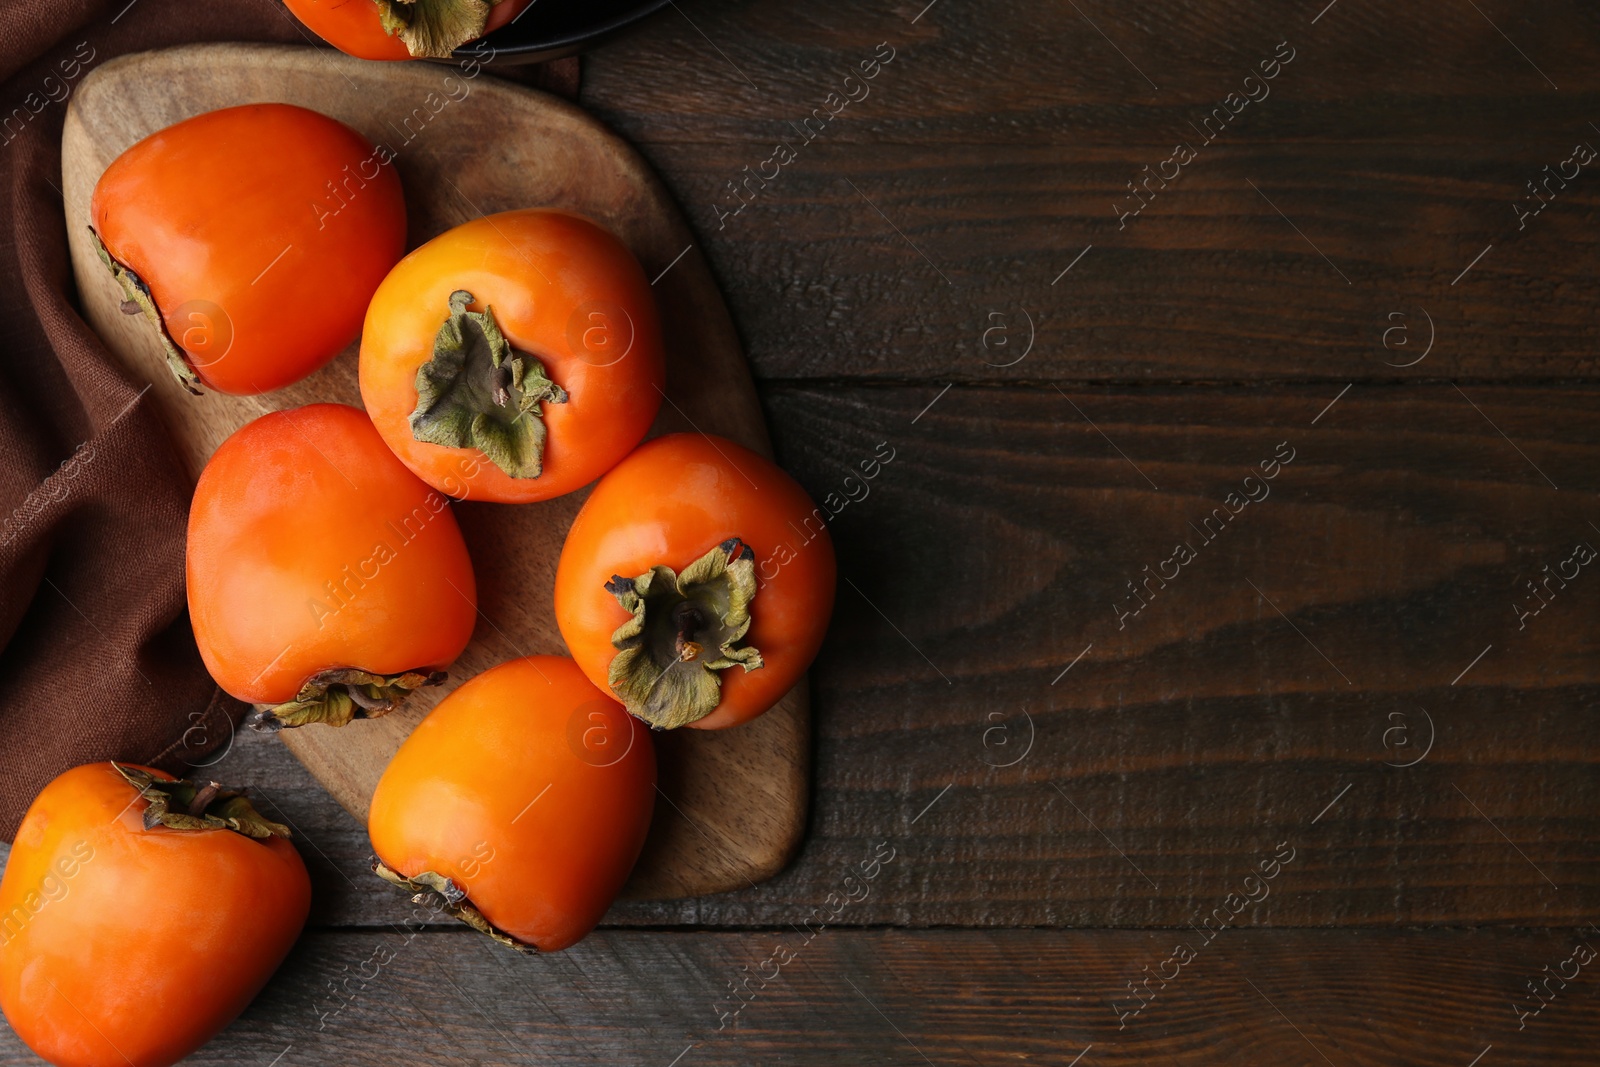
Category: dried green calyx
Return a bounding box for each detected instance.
[372,858,534,954]
[409,290,568,480]
[248,668,446,731]
[88,226,202,395]
[113,763,291,840]
[374,0,496,59]
[605,538,765,730]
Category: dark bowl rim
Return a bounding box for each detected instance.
[453,0,673,60]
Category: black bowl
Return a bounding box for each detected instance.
[452,0,671,65]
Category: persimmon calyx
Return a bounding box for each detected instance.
[409,289,568,480]
[374,0,494,59]
[112,763,291,840]
[372,858,535,954]
[88,227,203,395]
[605,538,764,729]
[248,667,447,731]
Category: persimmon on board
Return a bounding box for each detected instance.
[368,655,655,951]
[187,403,477,729]
[555,433,837,731]
[90,103,404,395]
[360,209,664,503]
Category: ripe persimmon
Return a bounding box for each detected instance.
[187,403,477,729]
[285,0,535,60]
[554,433,836,730]
[368,656,655,951]
[90,103,404,395]
[0,762,309,1067]
[360,209,664,503]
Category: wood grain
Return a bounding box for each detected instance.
[60,42,809,900]
[2,0,1594,1061]
[578,0,1600,382]
[0,927,1591,1065]
[198,383,1600,930]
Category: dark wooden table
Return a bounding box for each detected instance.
[10,0,1600,1062]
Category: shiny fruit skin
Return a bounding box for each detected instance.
[187,403,477,704]
[368,656,655,951]
[284,0,534,60]
[0,763,310,1067]
[554,433,837,730]
[90,103,404,395]
[360,209,664,503]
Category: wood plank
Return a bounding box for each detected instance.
[575,0,1600,381]
[182,382,1600,929]
[0,928,1591,1065]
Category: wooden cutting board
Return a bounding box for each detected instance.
[61,43,807,901]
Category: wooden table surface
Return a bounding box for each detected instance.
[8,0,1600,1062]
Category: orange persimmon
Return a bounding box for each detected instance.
[554,433,836,731]
[360,209,664,504]
[368,655,655,951]
[187,403,477,729]
[284,0,535,60]
[0,763,309,1067]
[90,103,404,395]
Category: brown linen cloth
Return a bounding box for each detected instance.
[0,0,577,839]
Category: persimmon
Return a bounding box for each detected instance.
[90,103,405,395]
[360,209,664,503]
[554,433,836,730]
[0,762,309,1067]
[187,403,477,729]
[285,0,535,60]
[368,655,655,951]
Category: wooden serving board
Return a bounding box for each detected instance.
[61,43,808,901]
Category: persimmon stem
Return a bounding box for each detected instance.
[371,859,535,954]
[672,601,706,661]
[375,0,496,59]
[112,764,291,840]
[249,668,446,731]
[605,538,764,729]
[186,781,221,816]
[88,226,202,395]
[408,290,567,480]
